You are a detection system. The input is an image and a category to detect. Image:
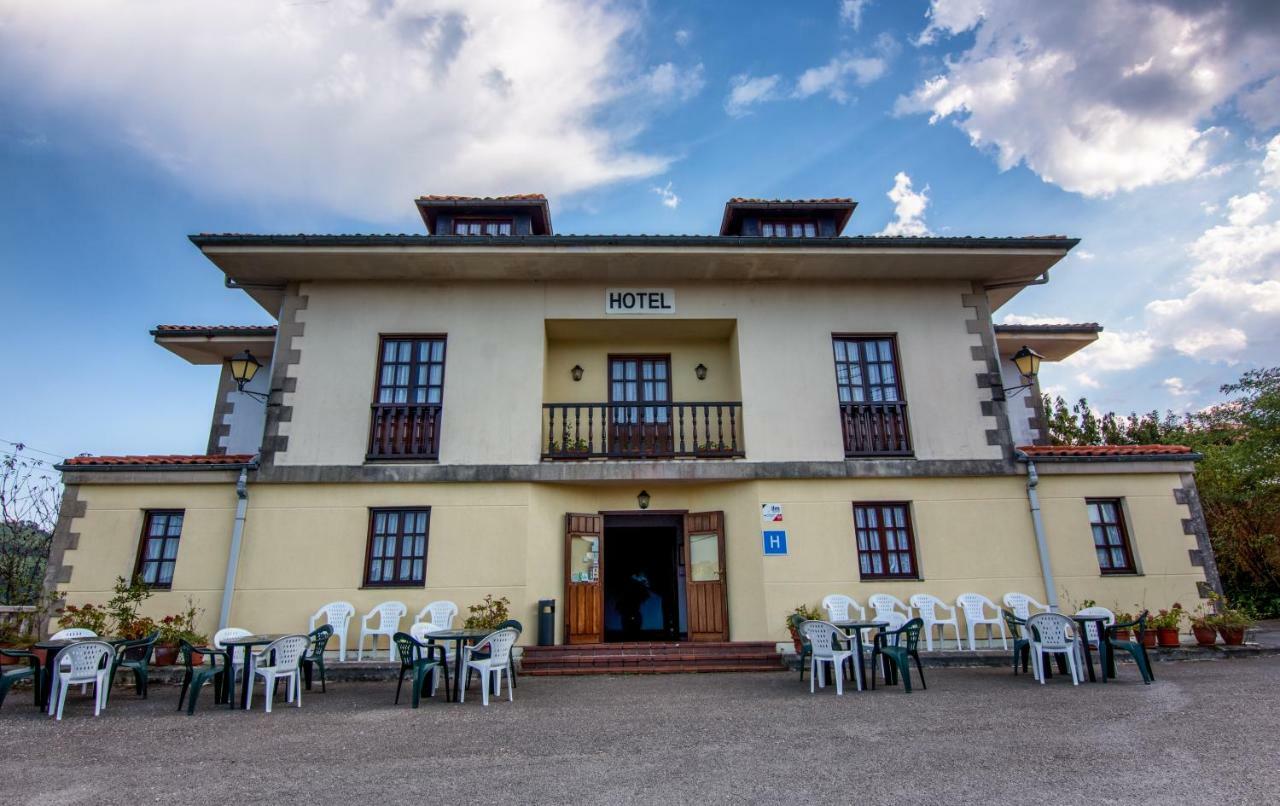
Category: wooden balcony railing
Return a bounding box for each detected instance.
[840,401,912,457]
[543,402,744,460]
[368,403,443,460]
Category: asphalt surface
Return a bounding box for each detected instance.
[3,656,1278,805]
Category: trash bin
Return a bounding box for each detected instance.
[537,599,555,646]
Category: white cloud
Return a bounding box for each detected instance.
[1263,135,1280,189]
[1238,75,1280,131]
[1163,377,1192,397]
[1076,250,1096,260]
[1063,330,1157,372]
[1226,192,1272,226]
[0,0,685,222]
[652,181,679,209]
[878,172,930,236]
[840,0,872,30]
[642,62,705,102]
[898,1,1280,197]
[724,73,783,117]
[795,55,887,103]
[1000,314,1072,326]
[674,29,691,46]
[1075,372,1101,389]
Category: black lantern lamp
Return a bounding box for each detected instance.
[571,364,584,382]
[637,490,651,510]
[694,363,708,381]
[226,350,279,405]
[1003,345,1045,397]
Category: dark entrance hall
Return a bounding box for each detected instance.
[602,516,685,642]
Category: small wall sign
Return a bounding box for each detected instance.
[762,530,788,556]
[605,288,675,315]
[761,503,784,523]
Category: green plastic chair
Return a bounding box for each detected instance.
[788,613,813,682]
[109,631,158,702]
[1002,609,1031,674]
[0,648,42,709]
[870,617,927,693]
[1105,610,1155,684]
[176,640,234,715]
[393,632,447,708]
[301,625,334,693]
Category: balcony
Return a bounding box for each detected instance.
[542,402,744,460]
[840,401,912,457]
[368,403,442,460]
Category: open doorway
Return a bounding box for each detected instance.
[602,513,686,642]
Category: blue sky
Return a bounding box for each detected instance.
[2,0,1278,463]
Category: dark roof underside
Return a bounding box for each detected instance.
[191,233,1078,250]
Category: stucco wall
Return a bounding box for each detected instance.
[58,471,1205,645]
[275,279,998,466]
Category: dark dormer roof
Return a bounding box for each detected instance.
[415,194,553,235]
[720,198,857,236]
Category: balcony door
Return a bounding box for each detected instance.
[608,355,672,457]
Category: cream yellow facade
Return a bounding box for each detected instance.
[49,197,1219,648]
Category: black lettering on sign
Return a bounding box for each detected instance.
[605,288,675,314]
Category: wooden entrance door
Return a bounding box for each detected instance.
[564,513,604,644]
[608,355,673,457]
[684,511,729,641]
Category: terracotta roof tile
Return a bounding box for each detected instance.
[1017,445,1193,458]
[994,323,1101,332]
[63,454,256,467]
[153,325,277,334]
[417,194,546,201]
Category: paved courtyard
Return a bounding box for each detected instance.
[2,656,1278,805]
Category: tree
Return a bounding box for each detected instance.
[0,443,61,605]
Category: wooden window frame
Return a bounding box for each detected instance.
[453,217,514,236]
[133,509,185,589]
[372,334,448,406]
[362,507,431,588]
[1086,498,1138,575]
[760,219,818,238]
[832,334,906,404]
[852,502,920,580]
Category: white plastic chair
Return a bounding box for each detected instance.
[1074,606,1116,650]
[247,634,309,713]
[414,600,458,632]
[308,601,355,662]
[50,628,97,640]
[822,594,873,654]
[47,641,114,720]
[799,621,854,695]
[956,593,1009,650]
[1027,613,1083,685]
[358,601,407,661]
[909,594,962,651]
[1002,592,1051,622]
[868,593,912,622]
[460,627,519,706]
[214,627,254,686]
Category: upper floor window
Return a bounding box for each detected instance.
[1087,498,1137,574]
[377,337,446,405]
[454,218,513,236]
[135,510,183,588]
[853,502,918,579]
[833,336,902,403]
[761,220,817,238]
[364,508,430,587]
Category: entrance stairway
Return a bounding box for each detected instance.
[520,641,785,676]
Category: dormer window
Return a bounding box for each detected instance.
[453,218,513,236]
[761,220,817,238]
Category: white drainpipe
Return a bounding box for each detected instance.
[1018,451,1060,611]
[218,463,253,631]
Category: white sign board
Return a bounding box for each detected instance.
[605,288,675,315]
[761,503,784,524]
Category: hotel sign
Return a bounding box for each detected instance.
[605,288,675,315]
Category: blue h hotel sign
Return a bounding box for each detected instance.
[762,530,788,556]
[605,288,675,314]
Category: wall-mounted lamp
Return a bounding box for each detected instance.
[637,490,651,510]
[694,363,708,381]
[1000,345,1045,398]
[571,364,584,382]
[226,350,280,406]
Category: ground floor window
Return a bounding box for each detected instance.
[365,508,430,587]
[852,502,919,579]
[135,510,183,588]
[1087,498,1137,574]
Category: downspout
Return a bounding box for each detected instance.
[1016,450,1059,611]
[218,460,256,631]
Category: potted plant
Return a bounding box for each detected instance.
[1207,599,1253,646]
[1148,603,1184,647]
[786,604,823,653]
[154,599,208,666]
[1111,609,1135,642]
[0,624,27,666]
[463,594,512,630]
[1189,603,1217,646]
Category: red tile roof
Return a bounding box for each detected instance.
[995,323,1101,332]
[1018,445,1193,458]
[63,454,256,467]
[417,194,546,201]
[153,325,277,334]
[727,197,854,204]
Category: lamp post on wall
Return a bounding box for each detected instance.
[227,350,280,405]
[999,345,1044,398]
[637,490,651,510]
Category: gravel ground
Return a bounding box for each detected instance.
[2,656,1277,805]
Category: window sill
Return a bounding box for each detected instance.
[1099,571,1142,577]
[364,457,440,464]
[360,584,427,590]
[857,577,922,583]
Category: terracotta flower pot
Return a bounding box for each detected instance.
[1192,626,1217,646]
[1113,629,1131,642]
[1217,627,1245,646]
[153,644,179,666]
[1156,628,1181,647]
[788,627,803,655]
[0,646,20,666]
[1140,631,1158,649]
